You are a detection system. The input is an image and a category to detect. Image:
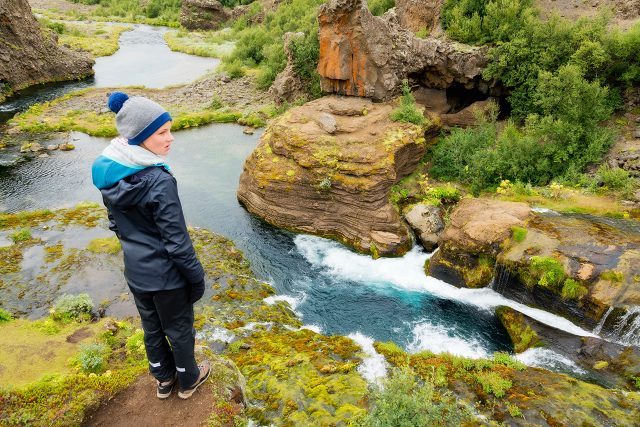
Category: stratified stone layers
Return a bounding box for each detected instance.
[238,96,428,256]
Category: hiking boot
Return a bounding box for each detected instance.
[178,360,211,400]
[156,373,177,399]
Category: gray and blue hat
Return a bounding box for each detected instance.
[108,92,172,145]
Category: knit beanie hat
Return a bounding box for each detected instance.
[107,92,172,145]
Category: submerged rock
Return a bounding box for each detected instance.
[317,0,488,101]
[0,0,94,102]
[237,95,430,256]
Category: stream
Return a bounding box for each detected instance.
[0,21,599,376]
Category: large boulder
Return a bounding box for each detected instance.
[0,0,94,103]
[237,95,431,256]
[403,203,443,251]
[180,0,229,30]
[317,0,488,101]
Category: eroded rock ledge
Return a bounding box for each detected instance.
[0,0,94,102]
[429,198,640,336]
[237,95,429,256]
[317,0,488,101]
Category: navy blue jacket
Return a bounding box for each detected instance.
[98,166,204,293]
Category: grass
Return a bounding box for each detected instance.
[87,237,121,255]
[40,18,132,58]
[164,29,236,58]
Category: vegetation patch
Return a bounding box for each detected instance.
[51,293,94,323]
[511,226,527,243]
[164,29,236,58]
[40,18,131,58]
[87,237,121,255]
[495,306,542,353]
[390,80,426,126]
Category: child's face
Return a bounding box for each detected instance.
[141,121,174,156]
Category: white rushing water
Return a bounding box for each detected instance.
[294,234,600,366]
[516,348,587,375]
[348,332,388,383]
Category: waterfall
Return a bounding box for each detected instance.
[489,263,511,294]
[610,306,640,347]
[592,306,614,335]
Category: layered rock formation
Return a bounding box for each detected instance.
[317,0,488,101]
[180,0,229,30]
[237,96,430,256]
[430,198,640,334]
[0,0,94,103]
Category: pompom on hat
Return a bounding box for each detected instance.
[107,92,172,145]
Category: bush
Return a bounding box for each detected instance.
[595,165,636,196]
[222,59,246,79]
[51,293,94,322]
[441,0,535,45]
[390,80,425,125]
[528,256,565,289]
[360,366,469,426]
[76,343,109,374]
[369,0,395,16]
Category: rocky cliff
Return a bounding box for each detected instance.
[317,0,488,101]
[429,198,640,337]
[0,0,94,103]
[237,96,430,256]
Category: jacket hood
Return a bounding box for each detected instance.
[92,137,171,207]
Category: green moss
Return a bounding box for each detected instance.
[87,237,121,255]
[462,254,495,288]
[495,306,543,353]
[511,226,527,242]
[0,308,13,323]
[0,244,23,274]
[527,256,566,290]
[10,228,32,243]
[561,278,589,300]
[600,270,624,282]
[44,244,64,263]
[0,209,54,230]
[593,360,609,370]
[475,371,513,398]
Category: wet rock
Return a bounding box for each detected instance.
[496,305,640,390]
[243,127,255,135]
[317,0,489,101]
[37,153,49,158]
[269,32,306,104]
[180,0,229,30]
[404,203,443,251]
[0,0,94,103]
[237,95,431,256]
[59,143,75,151]
[46,144,59,151]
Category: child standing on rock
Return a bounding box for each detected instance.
[92,92,210,399]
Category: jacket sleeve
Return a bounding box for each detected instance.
[149,175,205,285]
[106,208,120,238]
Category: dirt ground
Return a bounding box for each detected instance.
[536,0,640,29]
[83,374,216,427]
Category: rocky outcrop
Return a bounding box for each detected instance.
[0,0,94,103]
[269,32,306,104]
[237,95,430,256]
[180,0,229,30]
[395,0,443,35]
[430,198,640,334]
[403,203,443,251]
[428,198,531,288]
[496,306,640,390]
[317,0,488,101]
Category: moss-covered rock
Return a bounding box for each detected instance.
[495,306,543,353]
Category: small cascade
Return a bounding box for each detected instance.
[610,306,640,347]
[592,306,614,335]
[489,264,511,294]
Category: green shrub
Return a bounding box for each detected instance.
[528,256,565,289]
[360,366,469,426]
[561,278,589,300]
[0,308,13,323]
[390,80,425,126]
[51,293,94,322]
[290,31,322,99]
[369,0,395,16]
[441,0,535,45]
[595,165,636,196]
[76,343,109,374]
[424,185,460,206]
[10,228,32,243]
[475,371,512,397]
[125,329,145,358]
[223,58,246,79]
[493,352,526,370]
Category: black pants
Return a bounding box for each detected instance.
[131,286,199,388]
